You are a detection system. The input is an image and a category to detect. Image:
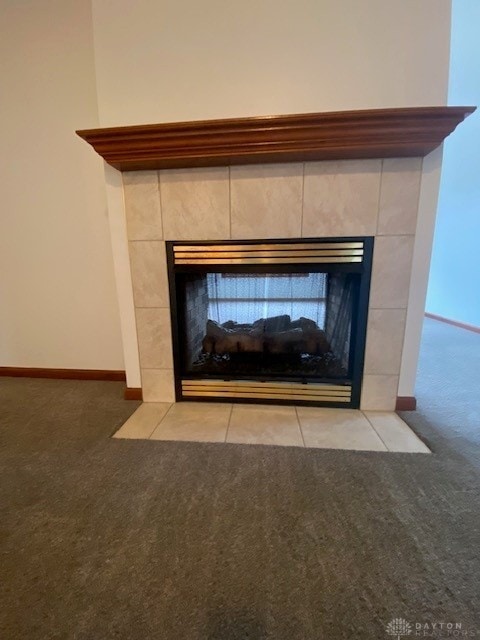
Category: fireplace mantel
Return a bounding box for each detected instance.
[76,106,475,171]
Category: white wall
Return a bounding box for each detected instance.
[0,0,123,369]
[0,0,452,377]
[92,0,450,127]
[427,0,480,327]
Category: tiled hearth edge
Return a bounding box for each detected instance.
[122,158,423,411]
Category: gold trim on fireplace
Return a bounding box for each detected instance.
[173,241,365,266]
[181,379,352,403]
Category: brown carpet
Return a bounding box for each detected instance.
[0,321,479,638]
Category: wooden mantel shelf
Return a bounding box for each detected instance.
[76,106,475,171]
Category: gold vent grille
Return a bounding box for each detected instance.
[173,241,364,265]
[181,379,352,403]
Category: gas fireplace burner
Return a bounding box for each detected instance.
[167,238,373,408]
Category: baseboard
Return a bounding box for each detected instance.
[396,396,417,411]
[124,387,143,401]
[0,367,126,382]
[425,312,480,334]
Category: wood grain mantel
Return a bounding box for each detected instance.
[76,106,475,171]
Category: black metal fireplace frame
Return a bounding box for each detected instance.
[166,237,373,408]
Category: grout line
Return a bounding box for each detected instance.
[146,414,161,439]
[158,171,166,240]
[146,404,173,439]
[128,238,168,243]
[126,233,428,244]
[228,166,232,239]
[295,406,306,448]
[149,402,175,439]
[300,162,305,237]
[376,232,416,238]
[375,159,383,235]
[224,403,234,443]
[361,411,390,451]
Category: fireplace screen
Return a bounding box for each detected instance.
[167,239,373,407]
[180,271,355,379]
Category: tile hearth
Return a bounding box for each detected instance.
[113,403,430,453]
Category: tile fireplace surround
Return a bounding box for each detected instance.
[77,107,474,411]
[123,159,418,410]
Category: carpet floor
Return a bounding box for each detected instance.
[0,318,479,639]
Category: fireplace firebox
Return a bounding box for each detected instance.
[167,238,373,407]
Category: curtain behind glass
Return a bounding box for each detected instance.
[207,273,326,327]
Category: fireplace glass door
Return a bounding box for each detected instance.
[180,271,356,380]
[167,238,373,407]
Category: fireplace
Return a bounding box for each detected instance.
[167,238,373,407]
[76,106,474,410]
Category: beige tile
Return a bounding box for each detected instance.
[160,167,230,240]
[227,404,304,447]
[364,411,430,453]
[360,375,398,411]
[136,308,173,369]
[230,164,303,239]
[150,402,231,442]
[129,241,169,308]
[369,235,414,308]
[123,171,162,240]
[296,407,387,451]
[113,402,172,439]
[302,160,381,237]
[377,158,422,235]
[364,309,406,375]
[142,369,175,402]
